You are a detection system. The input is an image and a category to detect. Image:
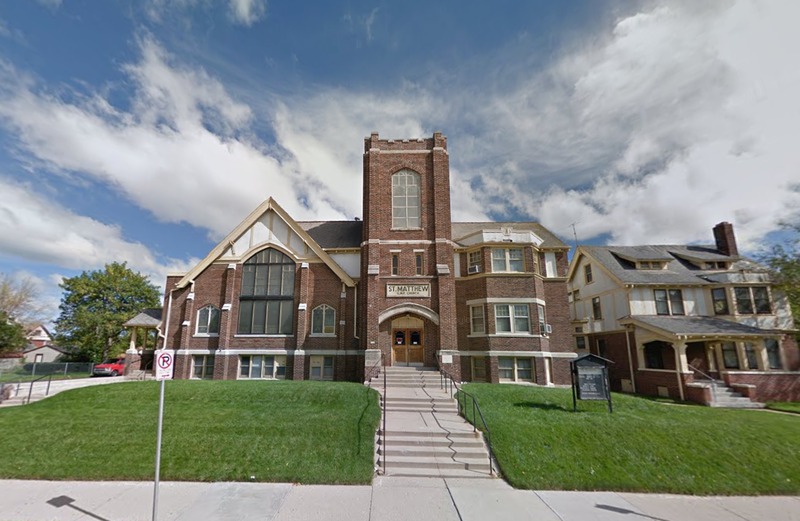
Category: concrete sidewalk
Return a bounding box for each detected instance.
[1,477,798,521]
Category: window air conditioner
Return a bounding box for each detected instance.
[468,265,481,274]
[545,324,553,335]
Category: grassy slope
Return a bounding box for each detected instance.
[0,380,380,484]
[463,384,800,495]
[766,402,800,414]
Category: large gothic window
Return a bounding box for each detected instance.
[392,170,421,229]
[238,248,295,335]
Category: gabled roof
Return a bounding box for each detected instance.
[26,324,52,338]
[174,198,356,289]
[299,221,362,249]
[124,308,163,327]
[23,343,66,354]
[569,244,754,286]
[620,315,781,338]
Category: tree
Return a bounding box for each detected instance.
[55,262,161,362]
[760,223,800,325]
[0,273,50,329]
[0,310,27,355]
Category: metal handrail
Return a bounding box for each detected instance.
[439,367,496,476]
[365,353,386,474]
[687,364,717,402]
[25,373,53,405]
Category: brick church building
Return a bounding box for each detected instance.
[159,132,576,383]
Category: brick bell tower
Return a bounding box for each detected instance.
[360,132,457,368]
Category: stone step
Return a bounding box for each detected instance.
[379,445,489,458]
[378,467,494,479]
[380,456,492,472]
[378,436,485,449]
[380,430,481,439]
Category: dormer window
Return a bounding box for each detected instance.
[638,261,664,270]
[705,261,729,270]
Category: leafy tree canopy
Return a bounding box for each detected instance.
[0,310,27,355]
[55,262,161,362]
[760,222,800,326]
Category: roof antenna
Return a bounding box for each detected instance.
[570,222,579,251]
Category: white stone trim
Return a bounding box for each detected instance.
[466,297,546,306]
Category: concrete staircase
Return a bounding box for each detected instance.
[708,383,765,409]
[370,366,496,479]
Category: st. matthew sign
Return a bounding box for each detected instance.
[386,284,430,298]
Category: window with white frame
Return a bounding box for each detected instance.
[498,357,533,382]
[238,248,295,335]
[494,304,530,334]
[392,170,421,229]
[192,355,215,379]
[196,305,220,335]
[491,248,524,272]
[310,355,334,380]
[311,304,336,335]
[468,251,482,273]
[469,305,485,334]
[654,289,685,316]
[734,286,771,315]
[537,304,547,336]
[239,355,286,379]
[415,253,424,275]
[591,297,602,320]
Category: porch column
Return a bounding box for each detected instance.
[129,328,137,351]
[757,339,770,371]
[674,341,687,401]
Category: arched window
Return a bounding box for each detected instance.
[196,305,220,335]
[238,248,295,335]
[311,304,336,335]
[392,169,421,229]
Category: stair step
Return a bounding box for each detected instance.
[380,456,491,472]
[379,468,494,479]
[379,436,485,448]
[380,430,480,439]
[379,446,489,458]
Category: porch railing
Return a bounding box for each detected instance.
[438,366,496,476]
[365,353,386,474]
[688,364,718,403]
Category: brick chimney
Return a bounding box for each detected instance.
[713,222,738,257]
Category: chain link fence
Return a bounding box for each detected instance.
[0,362,95,382]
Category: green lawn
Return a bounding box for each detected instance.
[0,380,380,484]
[766,402,800,414]
[462,384,800,495]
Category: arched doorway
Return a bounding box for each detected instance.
[391,316,424,366]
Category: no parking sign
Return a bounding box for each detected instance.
[154,350,174,381]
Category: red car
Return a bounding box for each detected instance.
[92,358,126,377]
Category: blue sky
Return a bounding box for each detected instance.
[0,0,798,324]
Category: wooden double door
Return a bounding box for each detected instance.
[392,329,424,365]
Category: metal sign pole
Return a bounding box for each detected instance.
[152,378,165,521]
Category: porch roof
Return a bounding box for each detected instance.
[123,308,163,328]
[621,315,778,339]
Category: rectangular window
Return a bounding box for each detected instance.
[192,355,214,379]
[415,253,423,275]
[744,342,759,370]
[537,304,547,336]
[498,357,533,382]
[239,355,286,379]
[471,357,486,382]
[734,287,754,314]
[752,287,771,314]
[721,342,739,369]
[310,356,334,380]
[575,336,587,350]
[765,339,782,369]
[491,248,524,272]
[469,305,485,334]
[711,288,729,315]
[592,297,602,320]
[654,289,685,315]
[468,251,482,273]
[494,304,530,334]
[584,264,593,284]
[391,254,399,276]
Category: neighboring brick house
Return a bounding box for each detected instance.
[566,222,799,404]
[26,325,52,349]
[158,132,575,383]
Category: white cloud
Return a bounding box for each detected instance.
[0,178,194,282]
[228,0,267,26]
